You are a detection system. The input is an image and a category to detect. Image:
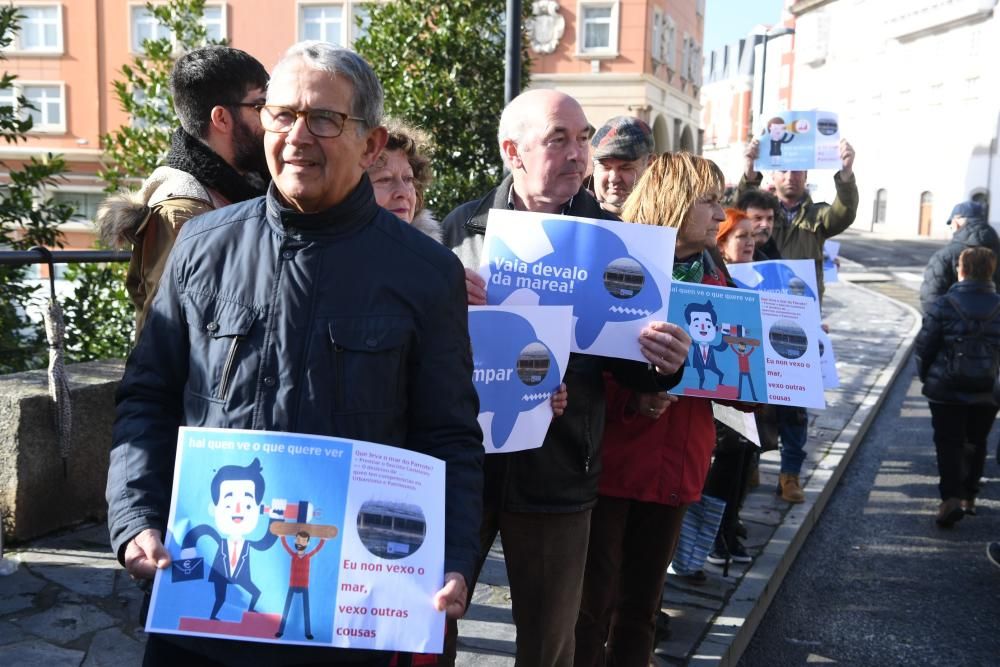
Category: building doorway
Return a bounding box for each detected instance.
[872,188,887,230]
[918,191,933,236]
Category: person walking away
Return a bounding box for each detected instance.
[915,247,1000,526]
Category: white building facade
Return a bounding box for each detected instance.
[790,0,1000,238]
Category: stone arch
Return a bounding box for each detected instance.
[678,124,695,152]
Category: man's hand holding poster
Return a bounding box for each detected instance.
[668,283,825,409]
[480,209,675,361]
[754,110,841,172]
[148,427,447,653]
[469,305,572,453]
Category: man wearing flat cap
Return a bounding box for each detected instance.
[589,115,655,216]
[921,199,1000,312]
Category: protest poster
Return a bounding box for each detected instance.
[754,110,841,172]
[728,258,839,389]
[728,258,819,301]
[480,209,675,361]
[469,305,572,453]
[148,427,446,653]
[668,282,825,409]
[823,239,840,284]
[818,328,841,389]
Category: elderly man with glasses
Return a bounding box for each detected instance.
[106,41,484,666]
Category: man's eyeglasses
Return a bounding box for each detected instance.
[258,105,365,138]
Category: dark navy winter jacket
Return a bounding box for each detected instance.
[915,279,1000,404]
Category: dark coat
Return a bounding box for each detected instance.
[107,177,484,664]
[920,219,1000,312]
[915,280,1000,404]
[444,175,680,512]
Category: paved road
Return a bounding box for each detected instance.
[738,361,1000,666]
[836,228,945,270]
[740,230,1000,665]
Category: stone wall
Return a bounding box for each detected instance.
[0,360,124,542]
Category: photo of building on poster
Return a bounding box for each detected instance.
[468,305,572,454]
[667,283,825,409]
[147,428,447,653]
[754,110,841,172]
[480,209,675,362]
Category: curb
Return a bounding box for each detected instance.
[688,281,923,666]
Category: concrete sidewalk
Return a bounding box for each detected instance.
[0,279,919,666]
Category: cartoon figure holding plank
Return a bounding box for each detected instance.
[275,531,328,640]
[269,500,338,640]
[724,325,762,401]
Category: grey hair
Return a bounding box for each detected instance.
[497,98,536,168]
[273,41,384,130]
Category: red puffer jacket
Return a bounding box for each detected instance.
[597,269,727,506]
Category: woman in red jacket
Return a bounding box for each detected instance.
[575,153,727,666]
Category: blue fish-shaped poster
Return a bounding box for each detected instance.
[468,305,572,453]
[727,259,819,301]
[480,210,675,361]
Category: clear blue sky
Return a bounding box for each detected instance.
[703,0,787,54]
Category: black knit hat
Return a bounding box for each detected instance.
[591,116,655,161]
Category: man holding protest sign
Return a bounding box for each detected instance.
[739,136,858,301]
[737,135,857,503]
[443,89,690,665]
[107,42,483,665]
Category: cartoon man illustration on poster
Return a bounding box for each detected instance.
[725,325,762,401]
[276,531,326,640]
[686,300,728,389]
[178,458,280,620]
[765,116,794,164]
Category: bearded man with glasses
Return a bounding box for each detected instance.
[98,45,269,338]
[107,41,484,666]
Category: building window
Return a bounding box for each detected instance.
[300,4,345,45]
[352,4,372,43]
[130,3,227,53]
[873,189,887,225]
[202,5,226,42]
[8,5,63,54]
[651,8,663,64]
[130,6,171,52]
[664,15,676,68]
[53,191,104,222]
[577,1,619,55]
[0,82,65,132]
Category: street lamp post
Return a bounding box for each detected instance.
[757,26,795,118]
[505,0,522,105]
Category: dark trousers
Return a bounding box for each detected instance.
[211,577,261,620]
[929,402,998,500]
[446,506,592,667]
[575,496,687,667]
[703,437,757,546]
[277,586,311,637]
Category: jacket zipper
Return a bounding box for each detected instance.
[333,342,345,409]
[218,336,243,401]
